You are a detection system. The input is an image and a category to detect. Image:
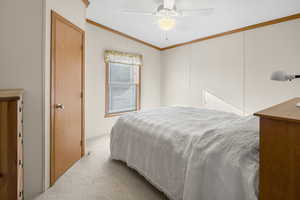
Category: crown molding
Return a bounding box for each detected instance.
[86,19,162,51]
[161,13,300,51]
[87,13,300,51]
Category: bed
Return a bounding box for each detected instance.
[110,107,259,200]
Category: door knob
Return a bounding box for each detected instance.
[55,104,65,110]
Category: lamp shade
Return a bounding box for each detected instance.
[270,70,300,108]
[270,70,295,81]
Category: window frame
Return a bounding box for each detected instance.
[104,61,141,118]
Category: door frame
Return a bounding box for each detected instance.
[50,10,85,186]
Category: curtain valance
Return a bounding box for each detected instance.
[104,50,143,65]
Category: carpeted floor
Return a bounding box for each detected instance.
[34,135,168,200]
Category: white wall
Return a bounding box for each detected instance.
[244,19,300,113]
[0,0,86,198]
[85,23,161,139]
[44,0,86,190]
[161,19,300,115]
[0,0,44,199]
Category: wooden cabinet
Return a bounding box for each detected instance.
[0,89,24,200]
[255,98,300,200]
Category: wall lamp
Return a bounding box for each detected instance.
[271,70,300,81]
[271,70,300,107]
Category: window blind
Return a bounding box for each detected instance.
[104,50,142,116]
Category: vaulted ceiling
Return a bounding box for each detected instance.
[87,0,300,48]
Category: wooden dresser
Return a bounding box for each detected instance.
[0,89,24,200]
[255,98,300,200]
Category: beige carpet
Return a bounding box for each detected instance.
[34,135,168,200]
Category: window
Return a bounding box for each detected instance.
[104,50,141,117]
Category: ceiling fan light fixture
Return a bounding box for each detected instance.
[158,16,176,31]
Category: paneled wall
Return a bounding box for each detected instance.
[244,19,300,113]
[161,18,300,115]
[85,23,161,139]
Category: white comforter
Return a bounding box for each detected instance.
[110,107,259,200]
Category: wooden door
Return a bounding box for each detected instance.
[51,11,85,185]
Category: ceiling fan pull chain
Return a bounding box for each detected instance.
[165,32,169,41]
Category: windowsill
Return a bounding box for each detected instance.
[104,110,138,118]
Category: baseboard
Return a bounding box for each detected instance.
[86,133,109,143]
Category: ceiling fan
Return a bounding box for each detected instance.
[121,0,214,31]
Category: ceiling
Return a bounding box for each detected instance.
[87,0,300,48]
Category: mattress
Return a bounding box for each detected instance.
[110,107,259,200]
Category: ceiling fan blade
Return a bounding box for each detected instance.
[164,0,175,9]
[120,10,154,16]
[180,8,214,16]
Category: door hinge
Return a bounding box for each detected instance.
[18,160,23,168]
[80,92,83,98]
[19,190,24,199]
[80,140,83,146]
